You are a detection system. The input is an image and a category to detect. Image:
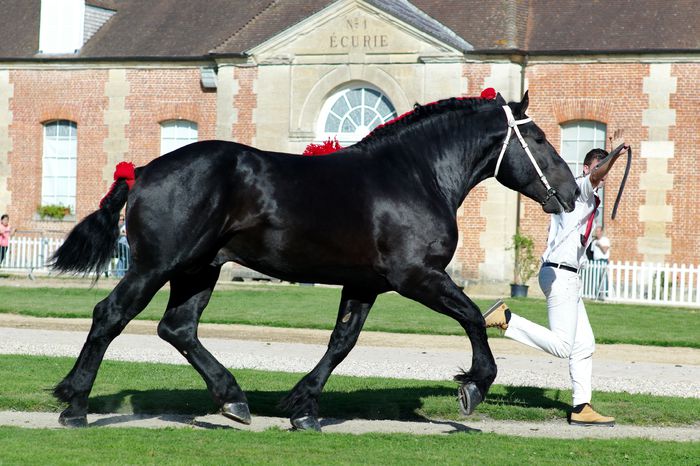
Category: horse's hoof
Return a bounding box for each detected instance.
[291,415,321,432]
[221,402,251,425]
[58,413,88,428]
[457,382,483,416]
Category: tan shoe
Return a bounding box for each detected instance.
[483,300,509,330]
[569,404,615,427]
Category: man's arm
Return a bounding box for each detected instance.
[590,129,629,188]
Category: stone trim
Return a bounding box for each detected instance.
[102,69,130,184]
[638,63,676,263]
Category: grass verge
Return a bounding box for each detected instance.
[2,355,698,427]
[1,427,697,466]
[1,285,698,347]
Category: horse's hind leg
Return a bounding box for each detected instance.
[394,269,497,415]
[157,266,251,424]
[281,287,376,431]
[54,269,167,427]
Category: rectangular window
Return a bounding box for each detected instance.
[42,120,77,212]
[561,120,607,225]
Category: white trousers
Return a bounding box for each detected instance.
[504,266,595,406]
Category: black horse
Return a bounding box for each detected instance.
[50,91,577,431]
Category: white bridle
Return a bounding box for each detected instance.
[494,105,557,204]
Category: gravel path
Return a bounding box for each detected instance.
[2,411,699,442]
[1,314,698,439]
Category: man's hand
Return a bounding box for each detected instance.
[609,129,629,155]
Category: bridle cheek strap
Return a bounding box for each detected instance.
[494,105,557,204]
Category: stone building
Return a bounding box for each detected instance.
[0,0,698,288]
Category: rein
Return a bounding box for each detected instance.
[494,105,557,205]
[593,143,632,220]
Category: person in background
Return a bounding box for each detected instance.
[483,130,629,427]
[0,214,16,266]
[591,226,611,262]
[591,226,611,300]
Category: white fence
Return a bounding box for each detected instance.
[2,236,699,307]
[581,260,700,307]
[0,235,129,277]
[1,236,64,271]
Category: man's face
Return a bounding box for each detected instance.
[583,158,605,184]
[1,217,7,226]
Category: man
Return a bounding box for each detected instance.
[484,131,629,426]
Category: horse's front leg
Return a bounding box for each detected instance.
[53,269,166,427]
[281,286,376,431]
[393,269,497,415]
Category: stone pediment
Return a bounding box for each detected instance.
[250,0,469,64]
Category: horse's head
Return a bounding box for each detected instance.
[491,92,578,213]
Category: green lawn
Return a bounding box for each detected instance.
[0,285,698,347]
[2,355,698,427]
[1,427,697,466]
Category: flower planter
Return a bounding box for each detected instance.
[510,284,529,298]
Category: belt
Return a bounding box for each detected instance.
[542,262,578,273]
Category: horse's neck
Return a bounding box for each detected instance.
[385,114,498,212]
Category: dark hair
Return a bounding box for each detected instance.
[1,214,8,221]
[583,148,608,168]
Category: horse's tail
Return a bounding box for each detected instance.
[50,162,138,276]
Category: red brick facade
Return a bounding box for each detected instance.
[668,64,700,265]
[2,60,699,280]
[521,64,650,265]
[8,69,108,233]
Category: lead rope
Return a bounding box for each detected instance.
[589,142,632,220]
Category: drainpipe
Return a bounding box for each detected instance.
[513,54,528,283]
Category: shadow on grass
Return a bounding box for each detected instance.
[88,385,569,422]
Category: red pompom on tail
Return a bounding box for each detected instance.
[480,87,497,100]
[113,161,136,188]
[99,161,136,208]
[303,138,343,156]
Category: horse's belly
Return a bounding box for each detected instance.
[219,232,381,285]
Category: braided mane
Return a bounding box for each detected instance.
[357,95,495,147]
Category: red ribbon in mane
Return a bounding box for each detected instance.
[99,161,136,208]
[303,138,343,156]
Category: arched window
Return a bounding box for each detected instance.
[319,87,397,144]
[561,120,607,224]
[42,120,77,212]
[160,120,198,155]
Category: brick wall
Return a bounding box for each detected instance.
[8,69,108,234]
[668,63,700,264]
[454,63,492,280]
[4,60,698,273]
[520,63,649,265]
[125,68,217,167]
[233,67,258,146]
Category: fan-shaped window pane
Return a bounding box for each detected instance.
[319,87,396,144]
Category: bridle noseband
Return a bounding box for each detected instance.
[494,105,557,206]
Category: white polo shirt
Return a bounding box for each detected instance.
[541,175,599,269]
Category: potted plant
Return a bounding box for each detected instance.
[37,204,71,221]
[510,232,538,297]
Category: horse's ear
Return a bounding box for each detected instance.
[520,90,529,114]
[520,91,530,113]
[495,93,507,105]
